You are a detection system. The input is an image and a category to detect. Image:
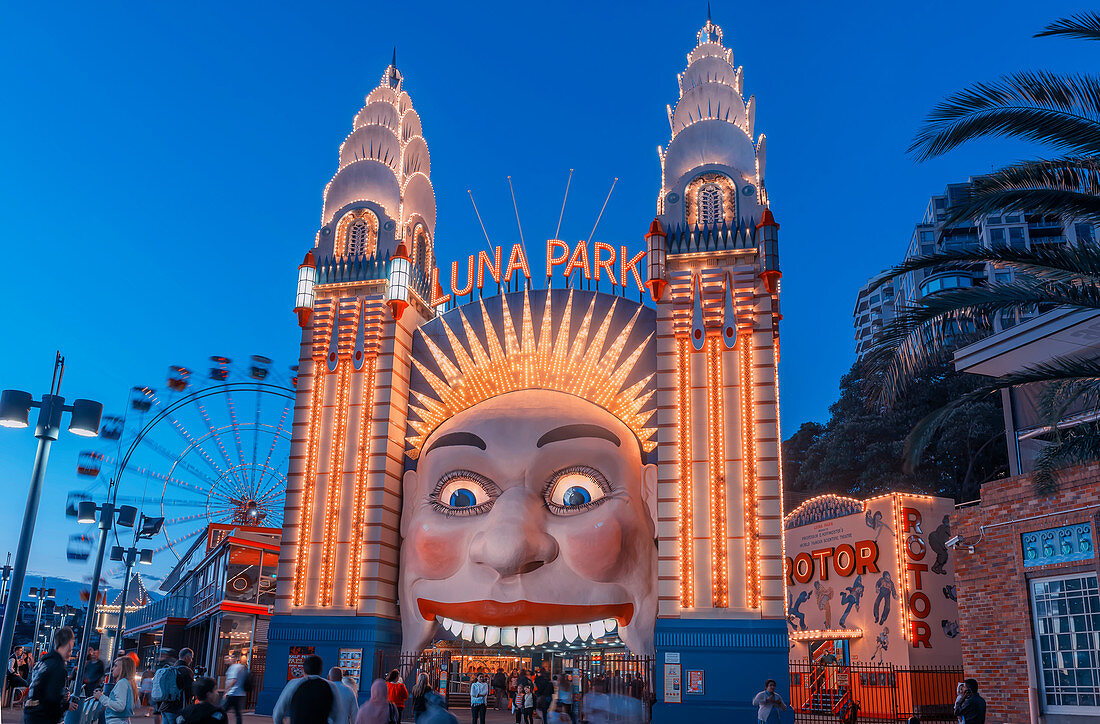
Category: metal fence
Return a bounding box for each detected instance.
[574,653,655,723]
[790,661,962,722]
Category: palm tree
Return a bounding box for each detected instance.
[867,12,1100,492]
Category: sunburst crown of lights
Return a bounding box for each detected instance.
[406,288,656,459]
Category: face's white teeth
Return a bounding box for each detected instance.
[517,626,534,647]
[473,625,486,644]
[591,619,606,638]
[501,627,517,647]
[448,618,463,636]
[437,616,448,626]
[603,618,617,632]
[548,625,564,643]
[485,626,501,646]
[563,624,579,642]
[578,623,592,640]
[461,623,475,641]
[533,626,548,646]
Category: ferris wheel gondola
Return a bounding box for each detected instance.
[66,355,296,580]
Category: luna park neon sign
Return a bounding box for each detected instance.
[429,239,648,307]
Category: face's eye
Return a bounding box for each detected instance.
[546,466,609,515]
[431,471,496,516]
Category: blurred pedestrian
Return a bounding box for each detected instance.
[384,671,407,721]
[752,679,787,724]
[272,654,344,724]
[354,679,396,724]
[180,678,225,724]
[223,655,248,724]
[328,667,357,724]
[469,674,488,724]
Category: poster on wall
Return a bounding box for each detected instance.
[339,648,363,683]
[686,670,704,695]
[287,646,315,681]
[663,663,682,703]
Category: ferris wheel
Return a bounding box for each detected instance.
[65,355,296,580]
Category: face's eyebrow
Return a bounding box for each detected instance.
[536,423,620,449]
[424,431,487,456]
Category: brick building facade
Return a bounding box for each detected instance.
[953,464,1100,724]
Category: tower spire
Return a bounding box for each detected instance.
[392,46,397,69]
[707,1,711,23]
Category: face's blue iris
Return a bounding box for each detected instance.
[449,488,477,508]
[561,486,592,507]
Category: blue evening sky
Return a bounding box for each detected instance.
[0,0,1091,586]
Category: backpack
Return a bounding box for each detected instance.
[152,665,181,704]
[241,668,253,693]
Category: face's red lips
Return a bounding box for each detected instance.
[418,599,633,627]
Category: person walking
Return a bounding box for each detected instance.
[180,678,226,724]
[418,691,457,724]
[82,647,106,697]
[95,656,138,724]
[752,679,787,724]
[327,667,357,724]
[469,673,488,724]
[384,671,407,721]
[354,679,397,724]
[23,627,78,724]
[533,670,552,724]
[954,679,987,724]
[271,654,345,724]
[407,673,431,721]
[555,673,575,724]
[490,669,506,711]
[223,655,249,724]
[156,649,195,724]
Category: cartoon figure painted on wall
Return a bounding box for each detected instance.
[928,515,951,575]
[399,290,659,656]
[872,571,897,626]
[865,510,893,541]
[870,627,889,664]
[788,590,810,630]
[838,575,864,629]
[813,581,834,629]
[941,619,960,638]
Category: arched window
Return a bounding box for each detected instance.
[336,209,378,258]
[698,184,723,226]
[348,221,370,256]
[415,229,429,270]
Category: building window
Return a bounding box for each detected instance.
[920,231,934,242]
[698,184,723,226]
[336,209,378,258]
[1009,227,1026,249]
[1077,224,1094,244]
[1031,573,1100,712]
[348,221,370,256]
[990,228,1005,246]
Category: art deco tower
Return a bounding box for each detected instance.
[646,12,789,704]
[261,57,438,709]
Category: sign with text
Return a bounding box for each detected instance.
[663,663,682,703]
[287,646,315,681]
[686,670,704,695]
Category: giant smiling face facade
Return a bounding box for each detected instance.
[399,290,659,656]
[400,389,658,655]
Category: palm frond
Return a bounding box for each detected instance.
[973,157,1100,194]
[1030,424,1100,494]
[885,243,1100,285]
[909,71,1100,160]
[941,187,1100,226]
[1036,12,1100,42]
[902,354,1100,468]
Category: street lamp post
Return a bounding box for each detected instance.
[0,353,102,701]
[28,580,55,660]
[0,554,13,608]
[71,501,138,693]
[106,514,160,662]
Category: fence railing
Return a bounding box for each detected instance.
[790,661,962,722]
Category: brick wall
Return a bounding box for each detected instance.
[952,463,1100,724]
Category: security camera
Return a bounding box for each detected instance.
[946,535,962,548]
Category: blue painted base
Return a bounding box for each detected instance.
[256,614,402,715]
[651,617,792,724]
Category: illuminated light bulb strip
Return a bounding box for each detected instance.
[774,341,790,620]
[292,364,327,607]
[893,494,910,641]
[347,356,377,608]
[676,337,694,609]
[319,362,351,607]
[706,336,729,608]
[739,326,760,609]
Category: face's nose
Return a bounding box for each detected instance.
[470,486,559,578]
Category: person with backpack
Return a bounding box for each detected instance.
[222,654,249,724]
[271,654,345,724]
[153,648,194,724]
[355,679,398,724]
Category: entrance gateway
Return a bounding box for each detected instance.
[259,12,789,722]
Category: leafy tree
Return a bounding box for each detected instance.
[784,360,1007,507]
[866,13,1100,492]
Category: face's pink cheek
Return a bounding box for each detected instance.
[559,512,624,582]
[410,517,468,579]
